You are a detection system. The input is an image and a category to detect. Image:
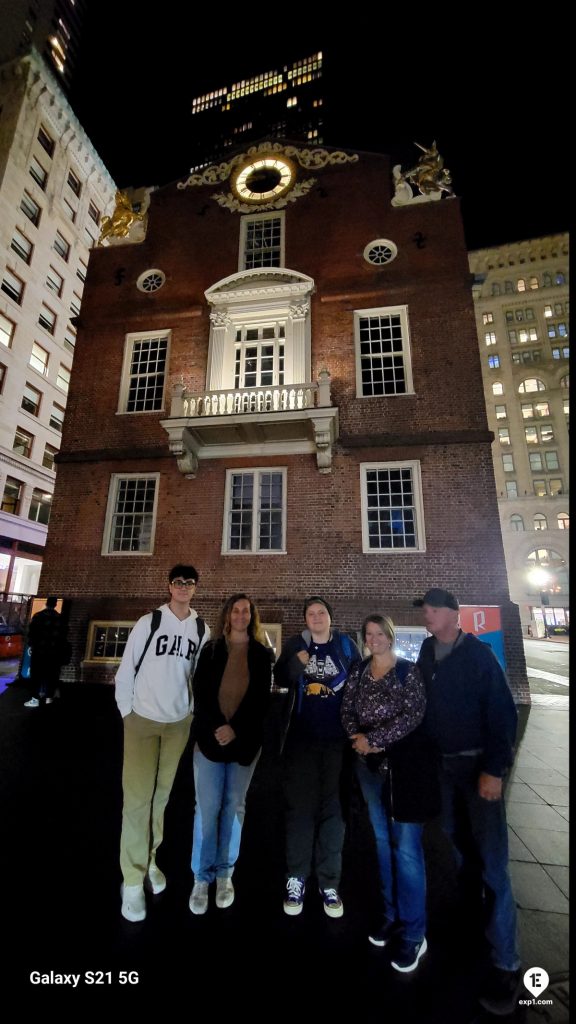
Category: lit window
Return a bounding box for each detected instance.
[502,454,515,472]
[534,402,550,418]
[46,266,64,296]
[517,278,526,292]
[11,229,33,264]
[21,382,41,416]
[518,378,545,393]
[483,312,494,324]
[37,125,54,157]
[49,403,65,432]
[240,213,284,270]
[549,479,563,496]
[360,462,425,552]
[540,425,554,443]
[30,342,49,375]
[13,426,34,458]
[43,443,58,470]
[120,333,168,413]
[506,480,518,498]
[529,276,539,290]
[53,232,71,261]
[28,489,52,525]
[533,480,547,497]
[20,191,41,226]
[555,272,565,285]
[510,514,524,531]
[29,156,48,190]
[551,346,569,360]
[524,426,538,444]
[495,405,507,419]
[1,269,24,305]
[544,305,553,318]
[485,331,497,346]
[1,477,23,515]
[492,381,504,396]
[488,355,500,368]
[355,306,413,397]
[563,398,569,416]
[234,324,285,389]
[57,365,70,393]
[557,513,569,530]
[534,514,547,531]
[498,428,510,445]
[103,474,160,554]
[38,305,56,335]
[85,622,135,662]
[223,469,286,554]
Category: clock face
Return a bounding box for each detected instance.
[232,156,296,203]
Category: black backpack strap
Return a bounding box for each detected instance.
[134,609,162,677]
[394,658,412,685]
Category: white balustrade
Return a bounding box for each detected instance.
[175,382,324,419]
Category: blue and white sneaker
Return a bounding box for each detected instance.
[391,936,428,972]
[319,887,344,918]
[283,877,306,915]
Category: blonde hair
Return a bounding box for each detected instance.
[361,614,395,646]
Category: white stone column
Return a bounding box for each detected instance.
[289,301,310,384]
[208,310,233,391]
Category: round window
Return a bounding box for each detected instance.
[137,269,166,293]
[363,239,398,267]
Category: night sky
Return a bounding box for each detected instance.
[70,10,568,251]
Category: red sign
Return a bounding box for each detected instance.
[459,605,502,636]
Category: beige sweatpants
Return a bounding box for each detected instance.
[120,711,192,886]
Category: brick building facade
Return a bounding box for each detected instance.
[38,142,529,700]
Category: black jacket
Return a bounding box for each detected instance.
[383,729,441,823]
[192,637,271,765]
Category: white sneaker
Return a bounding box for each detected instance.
[145,862,166,894]
[121,884,146,922]
[215,877,235,909]
[24,698,40,708]
[189,880,209,915]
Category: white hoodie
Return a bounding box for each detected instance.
[115,604,210,722]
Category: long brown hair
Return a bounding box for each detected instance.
[214,593,266,644]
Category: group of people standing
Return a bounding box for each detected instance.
[115,566,521,1017]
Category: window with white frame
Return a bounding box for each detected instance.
[119,332,169,413]
[488,354,500,369]
[1,269,24,304]
[43,443,58,470]
[483,312,494,324]
[485,331,497,346]
[38,304,56,334]
[53,231,70,261]
[1,312,15,348]
[85,621,135,662]
[498,428,510,444]
[28,488,52,525]
[240,213,284,270]
[29,156,48,190]
[46,266,64,296]
[223,468,286,554]
[355,306,413,397]
[49,403,65,432]
[506,480,518,498]
[495,405,507,419]
[22,382,41,416]
[360,461,425,552]
[57,365,70,393]
[30,341,49,375]
[103,474,159,554]
[510,514,524,531]
[502,454,515,472]
[234,323,285,388]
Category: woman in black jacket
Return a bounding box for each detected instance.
[189,594,271,915]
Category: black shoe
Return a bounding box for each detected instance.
[391,936,428,973]
[368,919,398,947]
[478,967,523,1016]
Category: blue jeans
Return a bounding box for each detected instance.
[355,756,426,942]
[440,755,520,972]
[192,746,260,883]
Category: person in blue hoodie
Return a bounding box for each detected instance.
[415,588,521,1017]
[274,596,360,919]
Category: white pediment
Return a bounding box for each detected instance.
[205,268,315,306]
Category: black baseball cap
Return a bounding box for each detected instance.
[413,588,459,611]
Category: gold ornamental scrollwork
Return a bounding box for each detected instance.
[177,142,359,191]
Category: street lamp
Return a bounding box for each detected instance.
[528,568,550,638]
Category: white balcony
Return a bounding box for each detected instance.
[160,370,339,476]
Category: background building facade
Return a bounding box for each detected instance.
[0,49,115,596]
[469,235,569,636]
[0,0,87,96]
[38,142,528,698]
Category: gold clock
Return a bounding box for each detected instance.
[231,156,296,203]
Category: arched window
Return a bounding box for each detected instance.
[560,374,569,390]
[542,272,552,287]
[525,548,569,594]
[491,282,501,296]
[517,278,526,292]
[518,378,546,393]
[555,272,565,285]
[510,514,524,532]
[492,381,504,396]
[505,281,514,293]
[529,276,539,290]
[557,513,569,530]
[533,513,548,531]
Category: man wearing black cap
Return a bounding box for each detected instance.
[414,588,521,1016]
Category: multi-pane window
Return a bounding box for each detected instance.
[241,214,283,269]
[46,266,64,296]
[87,622,134,661]
[234,324,285,389]
[43,443,58,470]
[529,453,543,471]
[518,378,545,393]
[38,304,56,334]
[540,425,554,443]
[512,350,540,365]
[1,269,24,304]
[533,480,547,497]
[70,293,81,317]
[557,513,569,530]
[517,279,526,292]
[356,307,412,396]
[498,428,510,444]
[508,330,517,345]
[62,197,76,222]
[88,201,100,225]
[545,451,559,470]
[29,157,48,190]
[525,426,538,445]
[534,514,547,531]
[361,462,424,552]
[548,322,568,338]
[488,355,500,368]
[13,426,34,457]
[510,514,524,531]
[483,312,494,324]
[49,403,65,432]
[519,328,538,343]
[28,489,52,525]
[76,261,87,283]
[494,405,507,420]
[21,382,41,416]
[502,454,514,472]
[1,312,15,348]
[104,475,159,554]
[121,334,168,412]
[1,477,22,515]
[506,481,518,498]
[67,169,82,196]
[64,328,76,353]
[20,191,41,226]
[485,331,497,346]
[11,229,33,264]
[551,346,569,360]
[53,231,71,261]
[57,365,70,393]
[529,277,539,289]
[549,479,563,495]
[224,469,286,553]
[492,382,504,396]
[37,125,54,157]
[521,401,550,419]
[30,342,49,375]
